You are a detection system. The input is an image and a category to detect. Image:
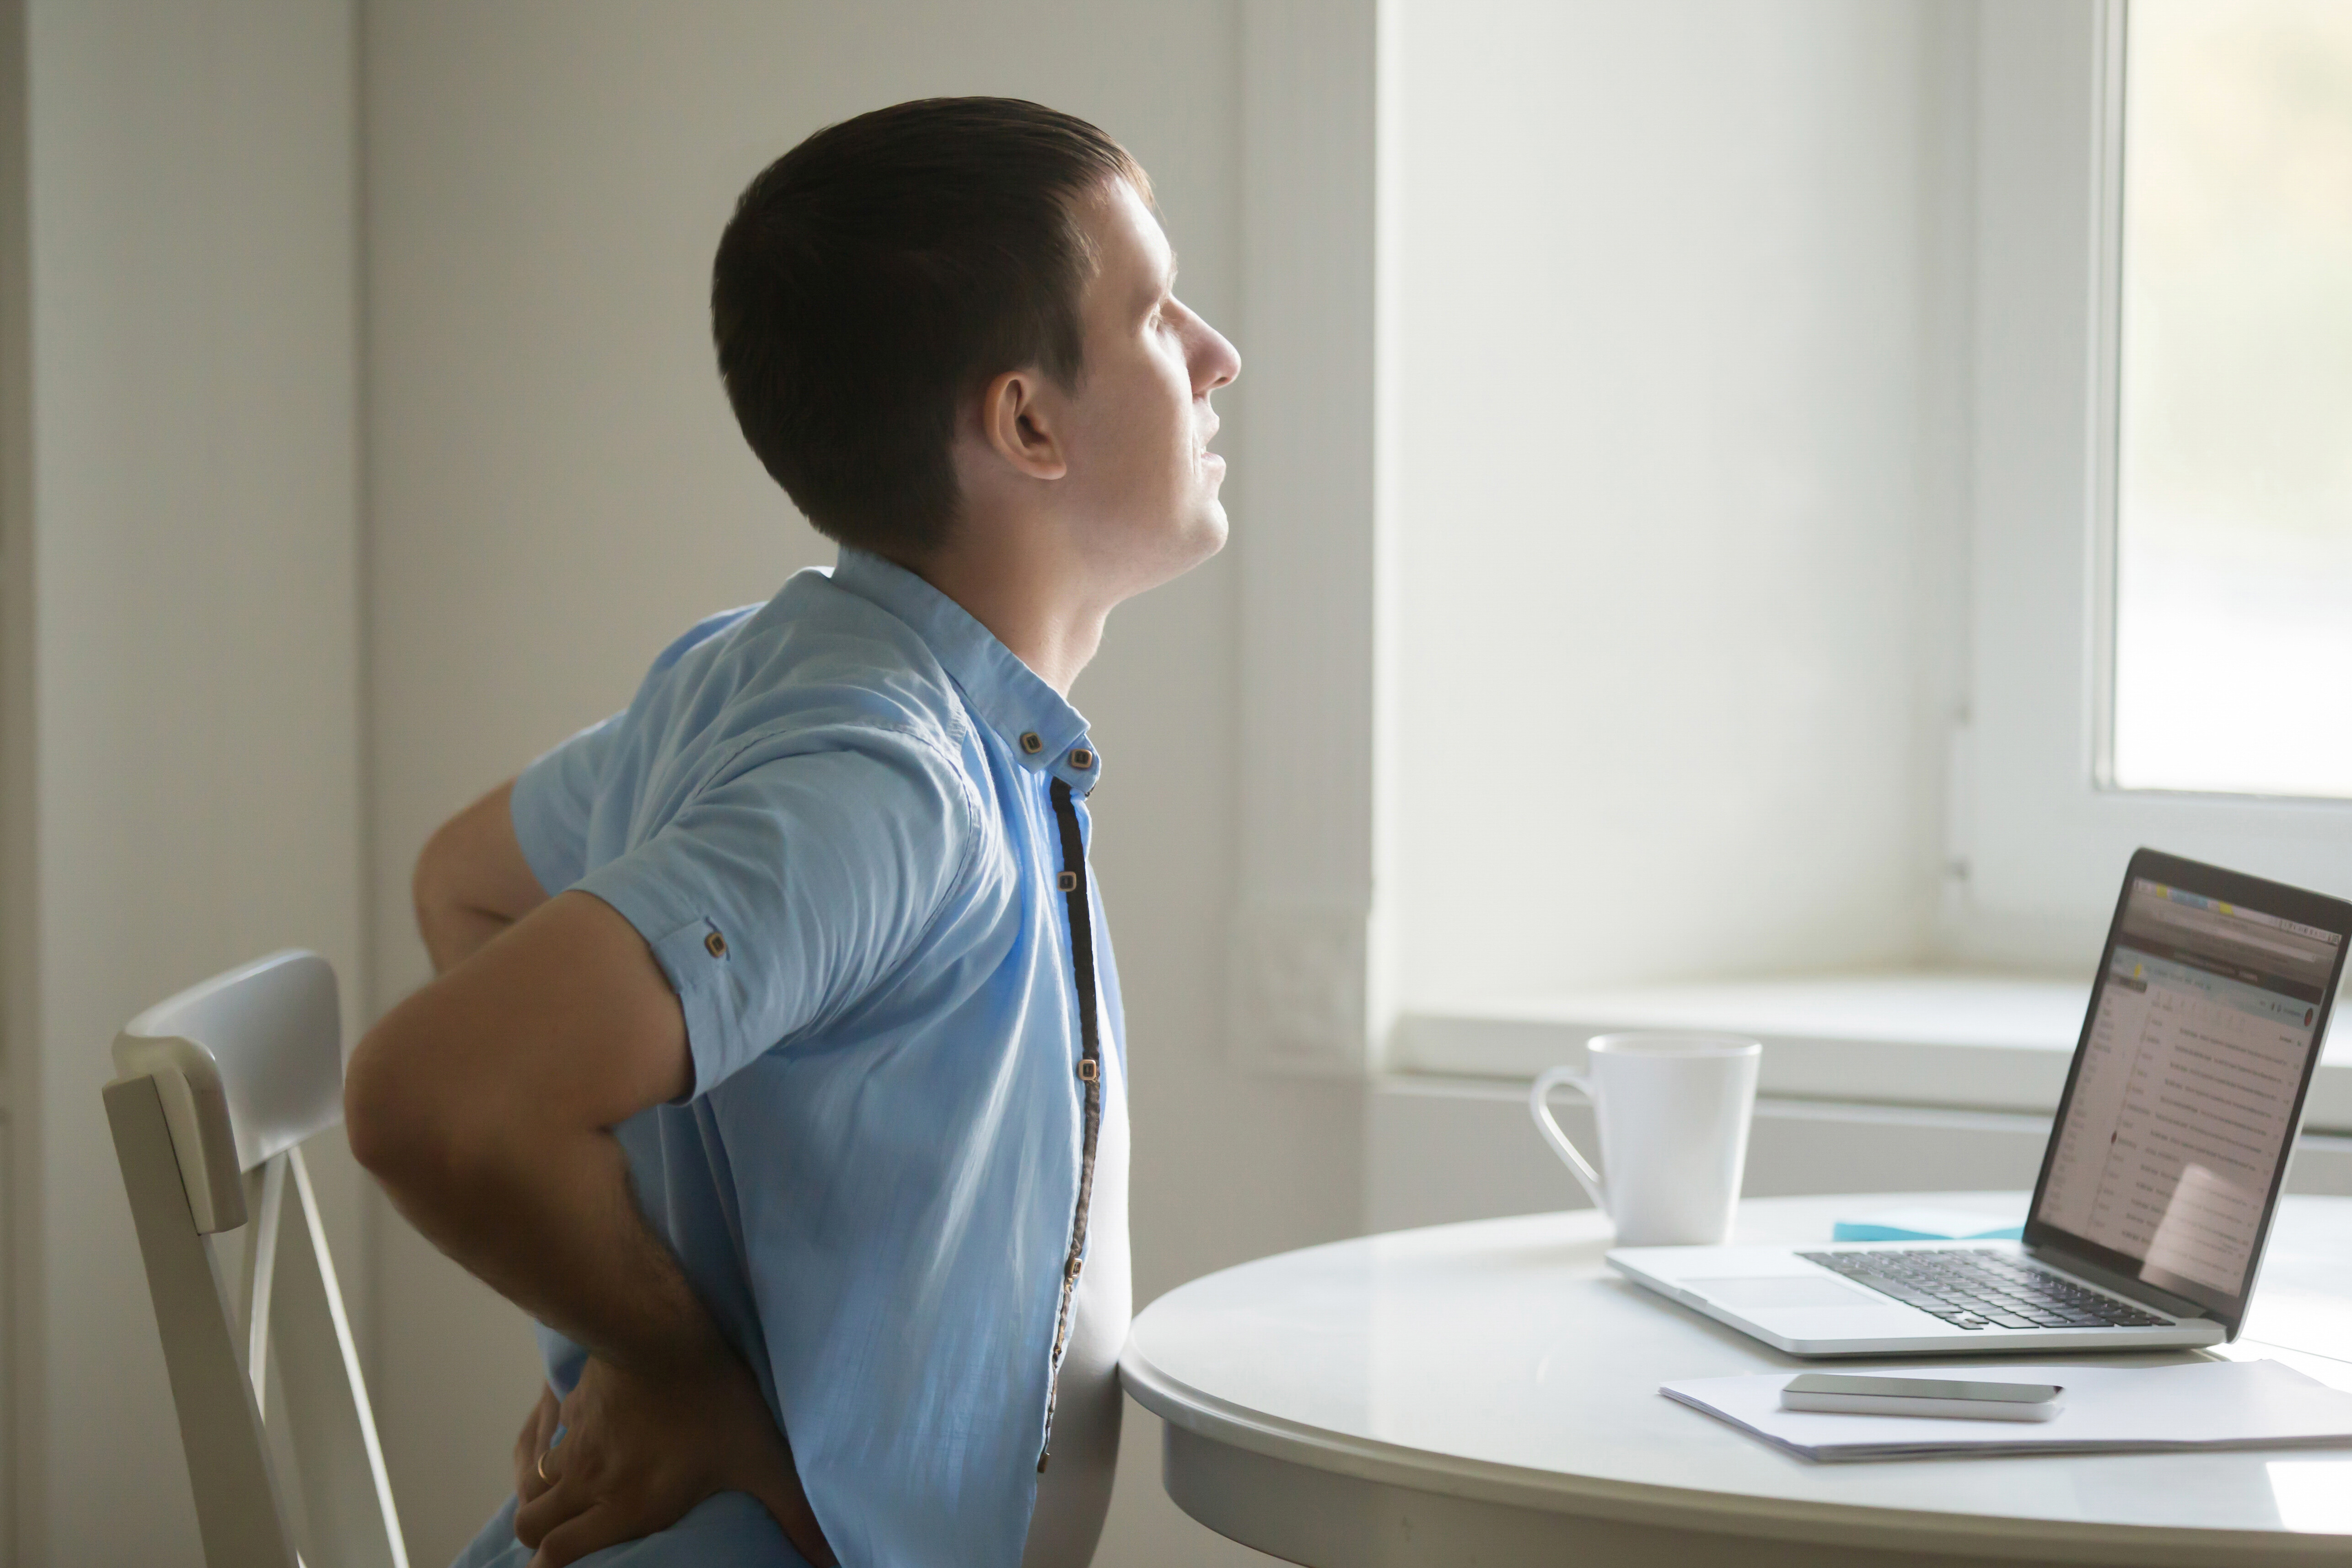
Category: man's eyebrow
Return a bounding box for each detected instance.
[1138,252,1178,312]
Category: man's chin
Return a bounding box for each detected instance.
[1166,503,1229,578]
[1192,500,1230,558]
[1105,502,1229,601]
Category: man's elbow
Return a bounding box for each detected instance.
[345,1012,478,1199]
[345,1023,424,1187]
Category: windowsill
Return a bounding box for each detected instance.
[1388,971,2352,1133]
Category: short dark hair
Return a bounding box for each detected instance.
[711,98,1149,557]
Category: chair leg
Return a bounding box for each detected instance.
[270,1144,411,1568]
[241,1156,287,1407]
[105,1077,299,1568]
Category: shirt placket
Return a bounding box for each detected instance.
[1037,770,1103,1473]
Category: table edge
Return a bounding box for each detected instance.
[1121,1195,2352,1564]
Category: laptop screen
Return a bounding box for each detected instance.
[2030,856,2349,1323]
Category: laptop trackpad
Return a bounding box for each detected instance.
[1684,1275,1884,1309]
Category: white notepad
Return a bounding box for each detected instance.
[1662,1359,2352,1462]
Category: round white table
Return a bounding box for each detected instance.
[1121,1192,2352,1567]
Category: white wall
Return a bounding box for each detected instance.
[1388,0,1976,1007]
[360,4,1359,1563]
[5,1,365,1563]
[0,5,27,1550]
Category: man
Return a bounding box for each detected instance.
[345,97,1238,1568]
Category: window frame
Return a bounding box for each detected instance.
[1964,0,2352,934]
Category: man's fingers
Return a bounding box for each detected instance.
[513,1469,591,1550]
[515,1386,562,1501]
[529,1502,635,1568]
[513,1406,544,1497]
[517,1434,555,1504]
[525,1422,562,1498]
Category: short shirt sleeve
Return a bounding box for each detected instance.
[510,713,627,896]
[573,730,979,1098]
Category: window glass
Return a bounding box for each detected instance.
[2111,0,2352,798]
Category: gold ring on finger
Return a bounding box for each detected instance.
[537,1450,553,1485]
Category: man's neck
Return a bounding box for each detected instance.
[886,530,1110,698]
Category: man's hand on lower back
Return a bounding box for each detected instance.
[511,1352,836,1568]
[514,1383,561,1507]
[367,815,836,1565]
[351,893,835,1561]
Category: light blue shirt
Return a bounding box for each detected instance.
[454,549,1122,1568]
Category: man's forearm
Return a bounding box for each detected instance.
[351,892,717,1375]
[374,1109,726,1377]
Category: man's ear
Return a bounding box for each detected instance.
[977,368,1069,482]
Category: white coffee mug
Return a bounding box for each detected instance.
[1528,1032,1761,1246]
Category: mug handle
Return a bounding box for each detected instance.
[1529,1065,1610,1215]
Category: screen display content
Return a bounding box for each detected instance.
[2036,879,2342,1308]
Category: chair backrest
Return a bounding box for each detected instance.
[105,950,409,1568]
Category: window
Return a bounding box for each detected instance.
[1968,0,2352,933]
[2109,0,2352,801]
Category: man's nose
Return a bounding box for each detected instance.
[1196,326,1240,393]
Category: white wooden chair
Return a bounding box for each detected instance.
[104,950,409,1568]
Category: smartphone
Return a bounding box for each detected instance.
[1780,1373,2065,1423]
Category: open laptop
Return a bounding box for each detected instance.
[1609,848,2352,1356]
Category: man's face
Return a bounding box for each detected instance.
[1054,178,1240,596]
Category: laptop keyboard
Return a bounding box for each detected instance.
[1796,1248,2174,1331]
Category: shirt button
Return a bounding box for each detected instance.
[704,929,728,958]
[1069,748,1094,770]
[1020,732,1044,754]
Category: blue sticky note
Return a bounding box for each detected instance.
[1831,1206,2025,1243]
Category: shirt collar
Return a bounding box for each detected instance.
[830,548,1103,797]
